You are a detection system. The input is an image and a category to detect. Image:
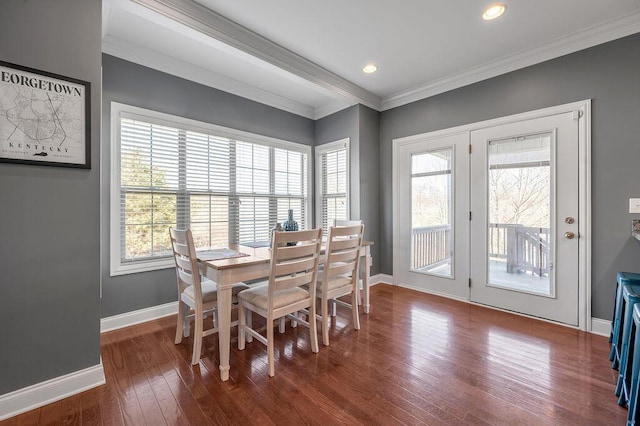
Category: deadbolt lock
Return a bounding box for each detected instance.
[565,217,575,224]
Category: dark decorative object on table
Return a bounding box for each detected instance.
[269,223,283,247]
[283,209,299,245]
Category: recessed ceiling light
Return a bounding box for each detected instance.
[482,3,507,20]
[363,64,378,74]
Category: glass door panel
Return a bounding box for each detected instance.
[487,134,552,296]
[411,148,453,278]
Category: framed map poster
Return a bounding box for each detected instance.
[0,61,90,168]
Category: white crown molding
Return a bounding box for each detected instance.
[314,100,355,120]
[0,363,105,421]
[382,11,640,110]
[111,1,640,117]
[101,1,112,40]
[102,36,317,119]
[131,0,381,111]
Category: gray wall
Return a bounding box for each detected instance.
[314,105,381,273]
[358,105,381,274]
[315,105,360,220]
[0,0,102,394]
[379,33,640,320]
[101,54,315,317]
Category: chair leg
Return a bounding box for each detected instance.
[246,309,253,343]
[279,317,286,334]
[331,299,337,317]
[352,289,361,331]
[628,324,640,425]
[267,316,275,377]
[192,306,204,365]
[291,312,298,328]
[238,303,246,350]
[175,301,187,344]
[309,299,319,354]
[322,297,330,346]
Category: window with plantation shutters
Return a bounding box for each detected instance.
[315,139,349,235]
[110,103,310,275]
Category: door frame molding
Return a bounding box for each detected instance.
[393,100,591,331]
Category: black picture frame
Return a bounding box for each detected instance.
[0,60,90,169]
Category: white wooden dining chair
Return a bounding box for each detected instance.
[332,219,365,310]
[169,228,249,365]
[316,224,364,346]
[237,228,322,377]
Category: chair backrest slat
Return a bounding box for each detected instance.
[175,255,195,274]
[321,224,364,294]
[327,261,357,278]
[170,227,203,300]
[269,229,322,305]
[326,238,360,251]
[172,241,191,257]
[276,242,319,261]
[334,219,363,227]
[327,248,359,264]
[274,270,316,291]
[275,256,317,278]
[276,229,320,245]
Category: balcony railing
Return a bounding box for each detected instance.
[412,223,550,277]
[412,225,451,270]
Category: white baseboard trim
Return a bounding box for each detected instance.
[0,362,105,421]
[395,281,469,303]
[591,317,612,337]
[370,273,393,285]
[101,301,178,333]
[101,275,390,334]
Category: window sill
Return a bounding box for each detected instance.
[110,258,174,277]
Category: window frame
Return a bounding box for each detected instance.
[315,138,350,234]
[109,102,312,276]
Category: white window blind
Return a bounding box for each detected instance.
[315,139,349,235]
[111,103,310,275]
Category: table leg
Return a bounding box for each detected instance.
[217,286,232,381]
[363,247,371,314]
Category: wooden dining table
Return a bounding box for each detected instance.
[198,240,373,381]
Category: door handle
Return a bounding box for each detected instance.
[564,231,576,239]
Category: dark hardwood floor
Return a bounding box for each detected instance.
[2,284,626,425]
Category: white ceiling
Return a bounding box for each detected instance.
[103,0,640,119]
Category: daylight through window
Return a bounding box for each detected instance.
[111,104,310,275]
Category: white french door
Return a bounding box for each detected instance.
[469,112,580,326]
[393,102,589,328]
[394,132,470,299]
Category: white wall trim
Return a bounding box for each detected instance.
[101,274,388,335]
[101,301,178,333]
[102,35,317,120]
[396,281,469,304]
[108,1,640,119]
[314,101,355,121]
[370,274,393,285]
[107,0,640,121]
[0,363,105,421]
[590,318,612,337]
[382,12,640,110]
